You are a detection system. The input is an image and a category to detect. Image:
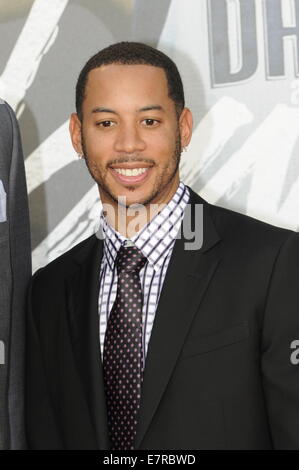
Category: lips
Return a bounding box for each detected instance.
[110,166,152,184]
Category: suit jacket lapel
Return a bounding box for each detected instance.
[65,235,110,450]
[134,187,222,449]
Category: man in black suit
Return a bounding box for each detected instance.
[25,42,299,450]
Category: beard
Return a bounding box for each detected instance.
[81,127,182,209]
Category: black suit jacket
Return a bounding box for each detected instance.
[25,186,299,449]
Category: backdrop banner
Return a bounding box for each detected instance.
[0,0,298,273]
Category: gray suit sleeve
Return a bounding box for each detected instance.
[0,100,31,449]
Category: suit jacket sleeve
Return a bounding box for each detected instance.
[25,269,63,449]
[5,100,32,450]
[261,230,299,449]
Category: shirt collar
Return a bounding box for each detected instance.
[100,181,190,273]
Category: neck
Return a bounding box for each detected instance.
[100,181,180,238]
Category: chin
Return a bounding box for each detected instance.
[116,186,153,204]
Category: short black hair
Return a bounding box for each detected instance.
[75,41,185,121]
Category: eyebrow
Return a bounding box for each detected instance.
[91,105,165,115]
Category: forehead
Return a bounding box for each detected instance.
[84,64,170,107]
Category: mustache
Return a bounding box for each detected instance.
[108,156,154,166]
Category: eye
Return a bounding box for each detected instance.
[142,118,159,126]
[96,120,115,127]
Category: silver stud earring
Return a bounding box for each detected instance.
[77,152,84,159]
[182,146,188,152]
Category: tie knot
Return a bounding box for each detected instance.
[115,244,147,274]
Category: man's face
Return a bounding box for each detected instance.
[70,63,192,209]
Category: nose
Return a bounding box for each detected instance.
[114,121,146,154]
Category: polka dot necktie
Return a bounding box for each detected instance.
[103,243,147,451]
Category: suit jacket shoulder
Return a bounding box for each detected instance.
[206,196,297,255]
[32,233,98,280]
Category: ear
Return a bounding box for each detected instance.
[179,107,193,148]
[69,113,83,154]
